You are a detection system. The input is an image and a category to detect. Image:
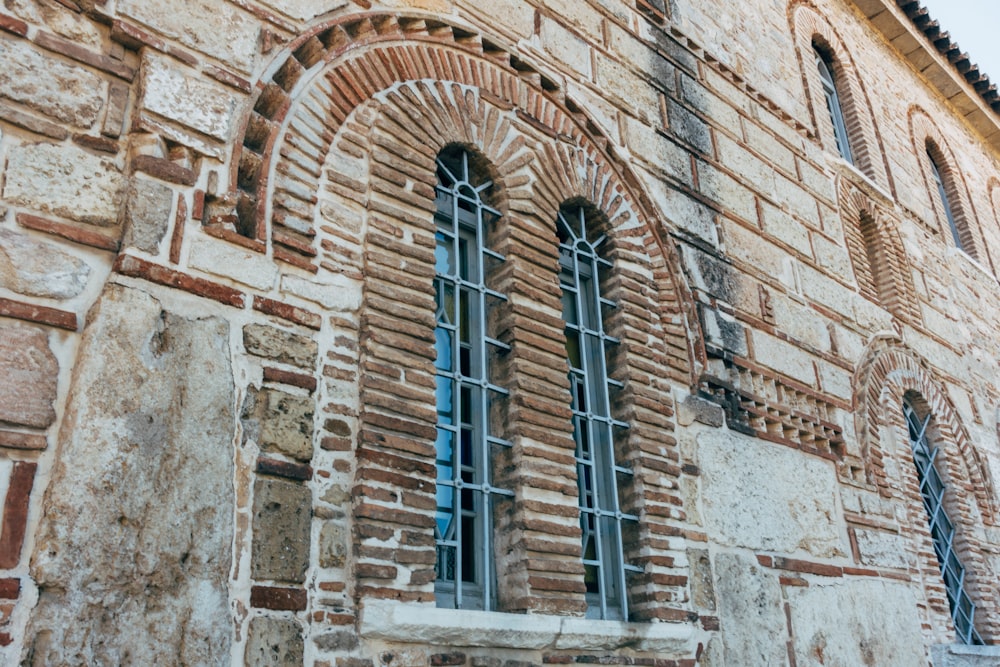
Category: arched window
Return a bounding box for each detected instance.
[926,149,964,251]
[558,204,638,620]
[815,46,853,164]
[903,400,983,644]
[433,147,512,610]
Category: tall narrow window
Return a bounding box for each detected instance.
[433,148,511,610]
[815,47,853,164]
[927,150,964,251]
[558,205,639,620]
[904,400,983,644]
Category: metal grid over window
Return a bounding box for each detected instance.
[558,205,640,620]
[815,48,853,164]
[904,401,983,644]
[927,150,964,251]
[433,149,511,610]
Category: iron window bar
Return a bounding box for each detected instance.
[433,149,510,611]
[558,205,638,621]
[904,402,983,645]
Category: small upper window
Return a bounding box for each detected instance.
[433,147,512,610]
[815,47,853,164]
[904,400,982,644]
[558,204,639,620]
[926,149,964,251]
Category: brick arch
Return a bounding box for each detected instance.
[836,176,918,322]
[853,335,997,526]
[229,10,703,384]
[789,1,891,191]
[853,336,1000,641]
[907,107,983,259]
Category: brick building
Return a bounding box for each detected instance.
[0,0,998,664]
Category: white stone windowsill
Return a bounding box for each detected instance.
[359,599,696,653]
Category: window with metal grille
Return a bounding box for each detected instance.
[558,204,640,620]
[927,150,965,251]
[815,47,853,164]
[904,400,983,644]
[433,148,512,610]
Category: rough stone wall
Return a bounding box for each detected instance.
[0,0,996,666]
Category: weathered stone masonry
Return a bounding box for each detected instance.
[0,0,999,665]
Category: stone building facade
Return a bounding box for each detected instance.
[0,0,998,664]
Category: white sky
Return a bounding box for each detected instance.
[918,0,1000,82]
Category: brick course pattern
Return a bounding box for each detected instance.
[0,0,999,665]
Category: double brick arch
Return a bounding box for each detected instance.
[853,336,999,641]
[228,10,706,621]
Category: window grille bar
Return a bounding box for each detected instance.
[559,206,637,621]
[904,402,983,644]
[433,150,508,611]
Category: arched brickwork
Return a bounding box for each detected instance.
[836,176,918,322]
[228,10,702,385]
[234,10,705,626]
[908,107,985,260]
[790,1,891,191]
[853,336,999,642]
[854,336,997,521]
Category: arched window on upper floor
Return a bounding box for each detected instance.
[926,146,965,252]
[903,398,983,644]
[557,202,639,621]
[814,45,853,164]
[433,146,512,611]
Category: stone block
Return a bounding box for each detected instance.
[854,528,910,569]
[257,0,348,20]
[244,324,318,369]
[787,579,926,666]
[245,617,303,667]
[700,305,748,357]
[698,430,846,557]
[642,168,718,247]
[0,38,104,126]
[258,388,315,462]
[252,478,311,583]
[677,394,725,428]
[623,115,692,186]
[24,284,234,666]
[0,228,90,299]
[540,16,592,78]
[697,160,758,225]
[139,52,242,143]
[319,520,348,568]
[280,273,363,312]
[931,645,1000,667]
[119,0,260,74]
[0,324,58,428]
[712,552,786,666]
[189,237,279,291]
[3,142,122,226]
[122,178,174,253]
[750,330,816,386]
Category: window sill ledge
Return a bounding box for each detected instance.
[930,643,1000,665]
[359,599,697,653]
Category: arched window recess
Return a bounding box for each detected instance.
[557,204,640,621]
[433,147,513,611]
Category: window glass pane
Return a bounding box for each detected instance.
[559,205,633,620]
[433,149,508,611]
